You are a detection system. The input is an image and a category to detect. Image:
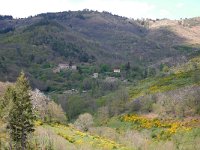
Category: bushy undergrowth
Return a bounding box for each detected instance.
[121,114,196,140]
[129,55,200,101]
[129,69,199,100]
[48,124,130,150]
[128,85,200,118]
[104,115,200,150]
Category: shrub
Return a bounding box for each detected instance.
[31,89,67,123]
[97,106,110,125]
[47,101,67,124]
[31,89,50,121]
[74,113,93,131]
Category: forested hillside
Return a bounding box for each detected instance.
[1,11,200,92]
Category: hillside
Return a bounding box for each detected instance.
[148,18,200,45]
[1,2,200,149]
[1,11,200,92]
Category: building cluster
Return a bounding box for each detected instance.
[53,63,77,73]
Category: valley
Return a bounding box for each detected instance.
[0,10,200,150]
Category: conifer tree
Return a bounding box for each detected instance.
[8,72,35,150]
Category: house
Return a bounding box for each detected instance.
[53,63,77,73]
[113,69,120,73]
[92,73,98,78]
[53,63,70,73]
[63,89,78,94]
[59,64,70,69]
[71,65,77,70]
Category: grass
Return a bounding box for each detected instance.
[45,124,132,150]
[129,65,200,99]
[129,55,200,100]
[129,69,199,100]
[1,121,131,150]
[30,126,77,150]
[1,114,200,150]
[120,114,199,140]
[172,128,200,149]
[0,121,9,149]
[105,114,200,150]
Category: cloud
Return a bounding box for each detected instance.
[176,2,185,8]
[159,9,171,18]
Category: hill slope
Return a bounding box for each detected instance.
[0,11,200,91]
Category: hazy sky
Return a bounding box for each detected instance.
[0,0,199,19]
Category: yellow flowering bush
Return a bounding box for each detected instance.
[49,124,129,150]
[34,120,43,126]
[121,114,195,140]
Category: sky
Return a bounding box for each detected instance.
[0,0,199,19]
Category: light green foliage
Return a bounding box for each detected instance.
[96,106,110,125]
[46,101,67,124]
[47,124,130,150]
[0,86,14,119]
[105,115,200,150]
[128,85,200,117]
[129,69,198,100]
[172,128,200,150]
[127,55,200,118]
[27,126,75,150]
[74,113,94,131]
[0,120,10,150]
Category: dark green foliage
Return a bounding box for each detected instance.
[125,62,131,71]
[66,95,90,120]
[7,72,35,149]
[1,10,200,93]
[0,15,13,20]
[173,45,194,53]
[99,64,112,73]
[0,27,15,34]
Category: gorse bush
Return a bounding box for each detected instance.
[121,114,197,140]
[49,123,129,150]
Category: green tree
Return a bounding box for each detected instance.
[74,113,94,131]
[99,64,111,73]
[7,72,36,150]
[0,86,14,119]
[125,62,131,71]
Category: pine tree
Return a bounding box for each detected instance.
[125,62,131,71]
[8,72,35,150]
